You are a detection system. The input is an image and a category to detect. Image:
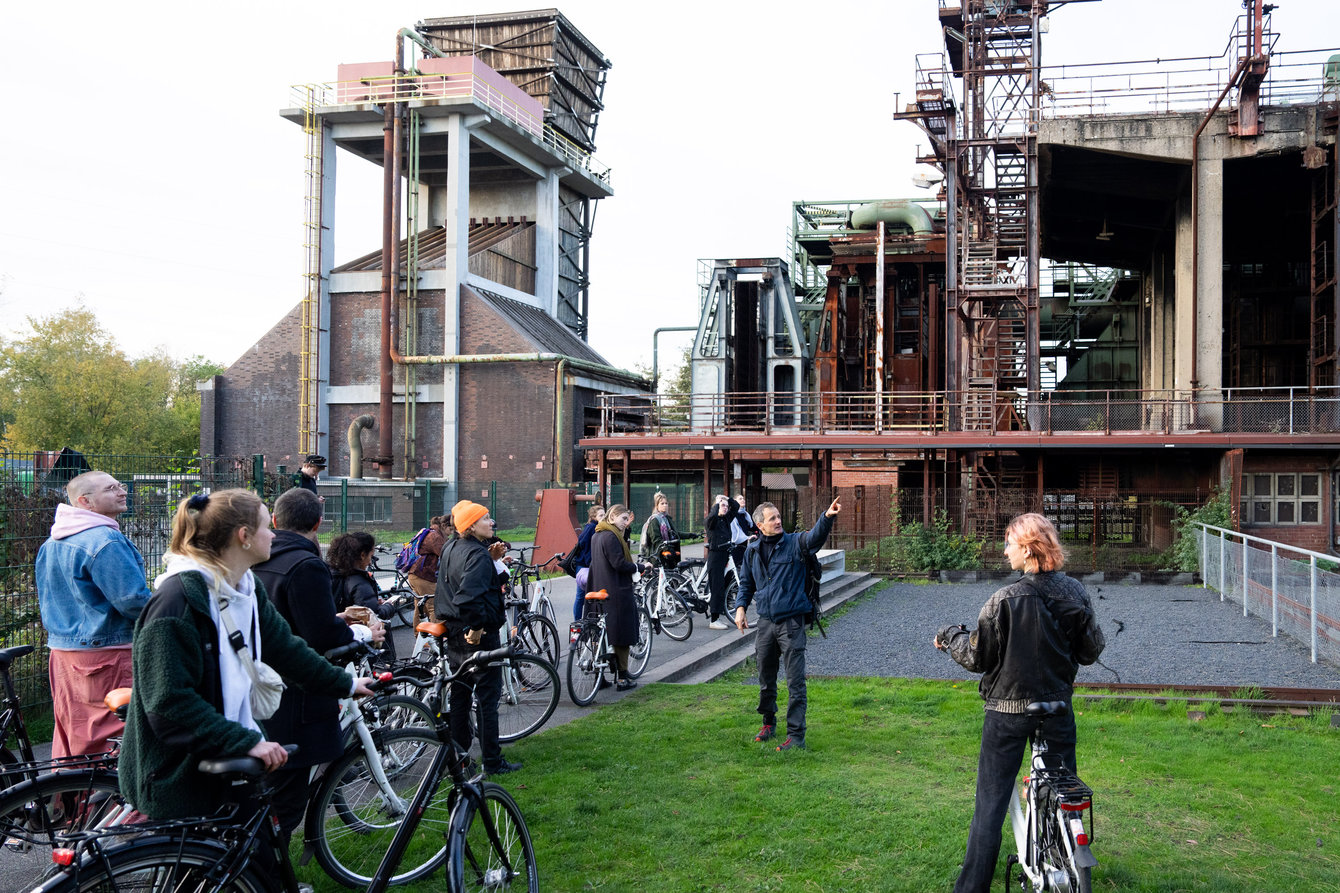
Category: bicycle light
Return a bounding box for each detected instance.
[52,847,76,867]
[1069,817,1089,846]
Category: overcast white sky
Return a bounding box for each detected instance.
[1,0,1335,375]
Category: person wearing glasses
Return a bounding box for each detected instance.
[933,512,1105,893]
[35,471,152,759]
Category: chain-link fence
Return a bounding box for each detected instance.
[1198,524,1340,665]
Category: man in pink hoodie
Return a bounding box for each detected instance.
[35,471,152,758]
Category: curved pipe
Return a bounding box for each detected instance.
[347,414,375,478]
[851,200,934,234]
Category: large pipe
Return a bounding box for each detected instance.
[1190,53,1250,392]
[379,94,396,478]
[347,414,375,477]
[851,200,935,234]
[653,325,697,389]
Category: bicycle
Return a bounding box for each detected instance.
[504,547,560,632]
[37,640,540,893]
[635,550,694,642]
[672,546,743,621]
[1005,701,1098,893]
[502,549,563,670]
[566,590,652,706]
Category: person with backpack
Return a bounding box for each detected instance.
[405,517,449,624]
[570,505,605,621]
[639,491,680,562]
[733,495,842,752]
[703,494,736,630]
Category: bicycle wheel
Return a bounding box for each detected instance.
[658,575,694,642]
[305,727,448,888]
[626,607,653,679]
[565,627,603,707]
[537,595,558,633]
[494,653,560,743]
[386,585,416,628]
[447,783,538,893]
[371,693,435,732]
[37,837,272,893]
[0,769,126,891]
[512,614,560,668]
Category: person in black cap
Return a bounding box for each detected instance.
[297,455,326,495]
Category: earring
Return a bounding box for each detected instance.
[242,542,251,551]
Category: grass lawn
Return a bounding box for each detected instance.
[294,676,1340,892]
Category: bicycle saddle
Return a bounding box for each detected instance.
[678,558,705,569]
[416,620,448,637]
[0,644,35,669]
[1024,700,1070,717]
[584,590,610,601]
[104,687,132,721]
[198,745,299,777]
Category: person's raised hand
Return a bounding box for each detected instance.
[826,496,842,517]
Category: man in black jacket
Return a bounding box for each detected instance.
[436,500,521,775]
[934,512,1105,893]
[253,487,380,844]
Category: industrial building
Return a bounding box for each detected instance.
[581,0,1340,565]
[200,9,642,524]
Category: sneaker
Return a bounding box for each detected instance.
[485,759,523,775]
[753,723,776,743]
[708,619,729,630]
[615,678,638,691]
[776,736,806,751]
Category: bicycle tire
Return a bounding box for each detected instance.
[386,585,416,628]
[626,607,653,679]
[447,782,538,893]
[35,837,274,893]
[372,693,436,732]
[0,769,126,891]
[658,575,694,642]
[565,627,603,707]
[512,614,560,668]
[495,654,560,743]
[305,727,448,888]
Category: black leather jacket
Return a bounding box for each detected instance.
[436,536,506,633]
[939,571,1105,713]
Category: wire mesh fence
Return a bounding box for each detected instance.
[1198,524,1340,665]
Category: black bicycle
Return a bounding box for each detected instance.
[36,641,539,893]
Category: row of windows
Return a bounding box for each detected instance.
[1241,473,1322,526]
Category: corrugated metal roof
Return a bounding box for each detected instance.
[467,285,610,367]
[760,472,798,490]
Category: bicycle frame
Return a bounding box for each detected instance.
[1007,738,1097,892]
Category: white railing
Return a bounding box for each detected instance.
[290,77,611,184]
[1196,523,1340,664]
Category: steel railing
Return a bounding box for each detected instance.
[596,386,1340,438]
[290,75,611,184]
[1197,523,1340,664]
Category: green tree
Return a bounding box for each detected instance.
[660,346,693,424]
[0,306,221,455]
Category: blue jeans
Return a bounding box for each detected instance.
[953,708,1077,893]
[754,615,807,739]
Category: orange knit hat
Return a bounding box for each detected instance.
[453,501,489,534]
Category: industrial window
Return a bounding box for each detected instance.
[1241,473,1321,526]
[324,495,394,525]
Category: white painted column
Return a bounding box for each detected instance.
[317,125,337,462]
[534,171,560,311]
[441,113,472,480]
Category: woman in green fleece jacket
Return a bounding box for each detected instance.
[119,489,375,819]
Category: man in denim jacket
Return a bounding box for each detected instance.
[35,471,151,758]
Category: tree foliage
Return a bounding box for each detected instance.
[0,306,223,455]
[1160,489,1232,572]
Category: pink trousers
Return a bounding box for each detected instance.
[48,647,133,760]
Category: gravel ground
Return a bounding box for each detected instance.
[807,578,1340,689]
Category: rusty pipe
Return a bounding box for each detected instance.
[1189,53,1250,393]
[347,414,375,477]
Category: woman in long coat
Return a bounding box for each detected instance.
[586,503,639,691]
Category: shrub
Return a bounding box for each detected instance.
[901,509,985,571]
[1159,490,1231,572]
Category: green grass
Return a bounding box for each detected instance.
[293,678,1340,892]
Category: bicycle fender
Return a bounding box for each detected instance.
[1073,844,1098,869]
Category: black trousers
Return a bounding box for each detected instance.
[706,548,731,619]
[446,628,504,768]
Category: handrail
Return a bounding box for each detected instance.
[291,76,611,184]
[593,386,1340,438]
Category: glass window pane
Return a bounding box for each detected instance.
[1239,502,1248,523]
[1277,502,1295,523]
[1253,474,1272,496]
[1301,474,1320,497]
[1301,501,1320,523]
[1253,500,1272,523]
[1277,475,1296,497]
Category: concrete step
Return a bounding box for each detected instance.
[660,571,883,685]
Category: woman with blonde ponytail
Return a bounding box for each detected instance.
[119,489,376,820]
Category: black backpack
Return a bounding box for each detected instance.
[804,550,827,638]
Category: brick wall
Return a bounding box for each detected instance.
[208,304,304,467]
[1241,452,1334,554]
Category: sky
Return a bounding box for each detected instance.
[1,0,1336,376]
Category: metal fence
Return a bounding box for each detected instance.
[0,449,586,709]
[1197,523,1340,665]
